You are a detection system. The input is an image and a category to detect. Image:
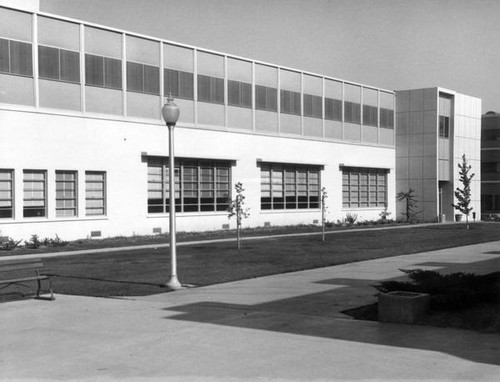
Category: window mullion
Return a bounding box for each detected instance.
[58,48,62,81]
[213,163,217,211]
[8,40,11,73]
[306,170,310,208]
[163,164,167,214]
[178,164,182,213]
[141,63,145,93]
[197,164,201,212]
[295,169,298,209]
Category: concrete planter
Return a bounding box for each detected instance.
[378,291,430,324]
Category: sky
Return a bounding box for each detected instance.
[40,0,500,113]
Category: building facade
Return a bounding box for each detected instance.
[395,88,481,222]
[481,111,500,219]
[0,3,396,241]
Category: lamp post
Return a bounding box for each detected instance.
[162,96,181,290]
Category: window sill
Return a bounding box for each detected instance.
[1,216,108,224]
[341,207,386,211]
[260,209,320,214]
[147,211,228,218]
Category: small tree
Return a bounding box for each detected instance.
[321,187,328,242]
[396,188,419,222]
[452,154,475,229]
[227,182,250,251]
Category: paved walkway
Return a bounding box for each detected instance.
[1,241,500,381]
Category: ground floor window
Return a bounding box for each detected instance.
[86,171,106,216]
[0,169,13,218]
[261,163,320,210]
[482,195,499,213]
[342,167,387,208]
[148,158,231,213]
[56,171,77,217]
[23,170,46,218]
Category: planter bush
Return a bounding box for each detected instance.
[373,269,499,311]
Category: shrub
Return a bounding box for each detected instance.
[24,234,42,249]
[379,208,392,222]
[0,237,23,251]
[48,234,69,247]
[373,269,499,311]
[345,213,358,226]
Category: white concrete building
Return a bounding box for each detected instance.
[395,88,481,222]
[0,2,396,241]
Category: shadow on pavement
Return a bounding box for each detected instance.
[160,255,500,366]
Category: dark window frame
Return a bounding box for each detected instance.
[304,93,323,119]
[23,170,47,218]
[85,171,106,216]
[255,84,278,112]
[439,115,450,138]
[380,108,394,129]
[362,104,378,127]
[280,89,301,116]
[126,60,160,95]
[85,53,122,90]
[197,74,224,104]
[228,79,252,109]
[344,101,361,124]
[260,163,321,211]
[148,158,231,214]
[0,38,33,77]
[55,170,78,217]
[342,167,387,208]
[325,97,342,121]
[164,68,194,100]
[38,45,80,84]
[0,169,14,219]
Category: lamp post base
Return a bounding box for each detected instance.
[166,275,182,290]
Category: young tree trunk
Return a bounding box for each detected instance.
[321,205,325,242]
[237,218,241,251]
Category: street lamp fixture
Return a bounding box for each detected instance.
[161,95,181,290]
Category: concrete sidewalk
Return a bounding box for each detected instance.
[1,241,500,381]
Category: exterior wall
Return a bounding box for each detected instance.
[481,112,500,218]
[0,110,395,241]
[453,92,482,221]
[0,5,397,241]
[395,87,481,222]
[395,88,438,221]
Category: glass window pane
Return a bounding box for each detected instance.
[38,45,59,79]
[212,77,224,104]
[105,57,122,89]
[197,74,211,102]
[228,80,240,106]
[164,68,179,97]
[60,49,80,83]
[178,70,194,99]
[0,38,9,73]
[85,54,104,86]
[143,64,159,94]
[241,82,252,108]
[10,40,32,76]
[127,61,143,92]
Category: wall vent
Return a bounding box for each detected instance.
[90,231,101,238]
[153,227,162,234]
[264,222,271,227]
[222,224,230,230]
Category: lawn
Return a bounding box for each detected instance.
[6,222,500,298]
